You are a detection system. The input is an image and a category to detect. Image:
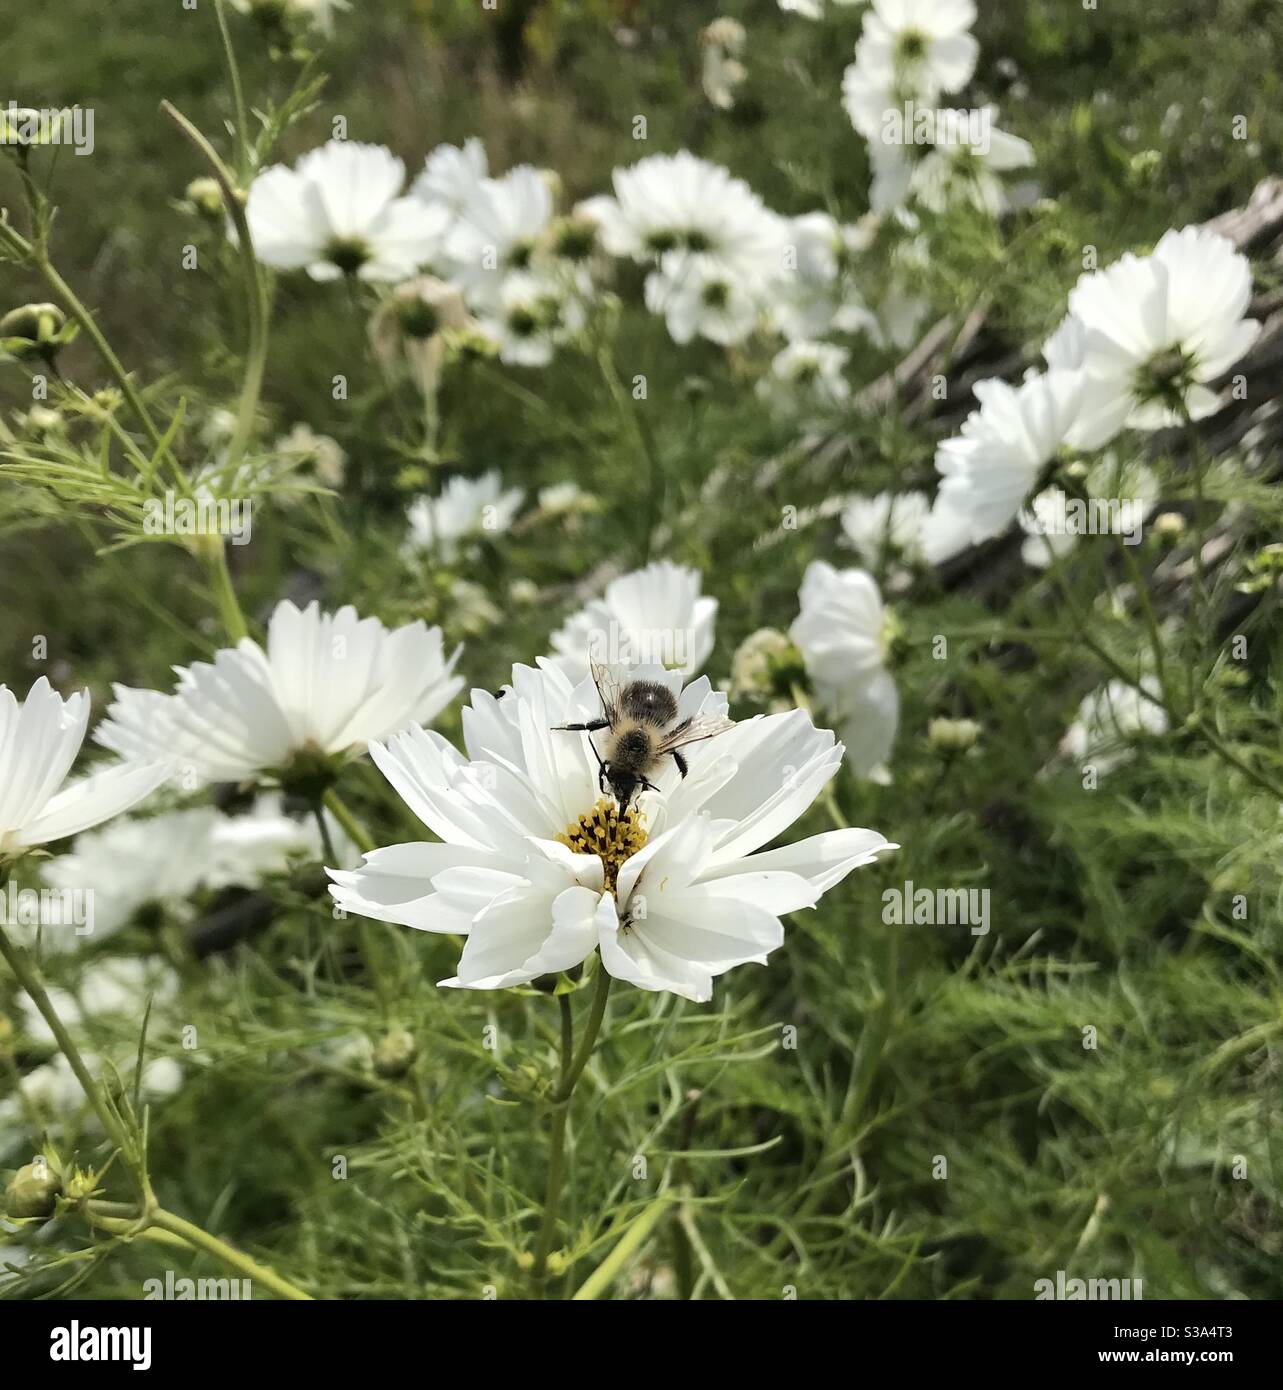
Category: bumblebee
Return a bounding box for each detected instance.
[555,660,735,810]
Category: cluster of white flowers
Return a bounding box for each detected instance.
[934,225,1260,549]
[1,561,890,1008]
[245,130,931,405]
[840,0,1034,218]
[246,138,593,368]
[804,220,1256,776]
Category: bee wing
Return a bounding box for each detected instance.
[589,658,623,726]
[655,712,737,755]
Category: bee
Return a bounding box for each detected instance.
[554,660,736,810]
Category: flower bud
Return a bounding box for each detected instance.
[185,176,224,219]
[1151,510,1186,540]
[730,628,804,703]
[5,1159,62,1219]
[928,717,981,753]
[1,302,76,362]
[373,1027,418,1079]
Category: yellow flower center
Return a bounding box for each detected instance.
[557,798,648,895]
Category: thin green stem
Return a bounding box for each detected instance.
[149,1207,313,1301]
[321,789,390,1006]
[212,0,250,180]
[0,920,149,1201]
[0,221,181,483]
[201,540,249,642]
[531,969,613,1295]
[1113,531,1174,715]
[322,789,377,855]
[160,100,269,470]
[313,802,339,865]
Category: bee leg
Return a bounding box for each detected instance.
[672,750,688,780]
[639,776,660,794]
[553,718,611,733]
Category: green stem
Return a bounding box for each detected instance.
[212,0,250,180]
[1113,531,1174,715]
[573,1195,674,1301]
[201,540,249,642]
[321,789,390,1005]
[160,100,269,471]
[0,222,181,483]
[322,788,377,855]
[0,920,148,1199]
[149,1207,313,1301]
[531,969,612,1295]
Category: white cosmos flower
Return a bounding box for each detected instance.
[405,472,524,559]
[580,153,784,282]
[771,213,876,343]
[230,0,349,35]
[444,165,555,308]
[328,659,895,1002]
[245,141,448,282]
[473,268,587,366]
[934,369,1085,545]
[757,341,851,416]
[856,0,978,93]
[789,561,899,781]
[645,253,763,345]
[1048,226,1261,448]
[840,491,930,568]
[904,112,1035,215]
[550,561,718,681]
[701,19,748,111]
[1060,676,1168,774]
[411,138,489,217]
[95,601,462,786]
[843,0,978,137]
[0,678,167,856]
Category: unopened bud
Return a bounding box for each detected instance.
[373,1027,418,1079]
[185,176,224,218]
[5,1160,62,1219]
[928,717,981,753]
[1,302,75,362]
